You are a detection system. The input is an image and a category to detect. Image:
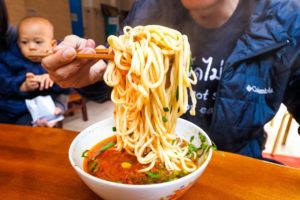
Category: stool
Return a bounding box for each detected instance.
[64,92,88,121]
[271,112,293,156]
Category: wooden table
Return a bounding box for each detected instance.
[1,124,300,200]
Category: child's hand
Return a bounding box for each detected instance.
[54,107,62,115]
[35,74,54,90]
[35,118,57,127]
[20,72,40,92]
[34,107,62,127]
[35,118,48,127]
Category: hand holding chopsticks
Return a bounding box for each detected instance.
[41,36,111,88]
[28,48,114,60]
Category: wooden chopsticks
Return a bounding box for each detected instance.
[27,48,114,60]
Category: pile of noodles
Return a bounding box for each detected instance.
[104,25,197,172]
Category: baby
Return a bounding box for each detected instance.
[18,16,56,92]
[17,16,68,127]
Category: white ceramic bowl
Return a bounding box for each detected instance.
[69,118,212,200]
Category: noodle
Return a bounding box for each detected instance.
[104,25,197,172]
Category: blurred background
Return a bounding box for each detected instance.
[5,0,134,44]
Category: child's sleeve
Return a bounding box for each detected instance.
[53,94,68,114]
[0,62,29,98]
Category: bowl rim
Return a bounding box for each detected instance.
[68,117,213,189]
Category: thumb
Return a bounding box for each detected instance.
[54,35,95,52]
[42,46,77,70]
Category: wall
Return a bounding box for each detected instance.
[5,0,27,25]
[82,0,134,45]
[118,0,134,11]
[5,0,72,40]
[5,0,134,43]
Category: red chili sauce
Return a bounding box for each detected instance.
[83,135,190,185]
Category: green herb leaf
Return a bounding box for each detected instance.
[146,171,161,179]
[88,160,99,173]
[190,135,195,143]
[183,171,189,176]
[200,143,208,150]
[172,139,176,144]
[162,116,168,123]
[81,149,89,158]
[198,132,207,143]
[112,126,116,131]
[163,107,170,112]
[188,143,197,156]
[99,141,116,153]
[211,142,217,150]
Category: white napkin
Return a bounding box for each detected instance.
[25,95,64,125]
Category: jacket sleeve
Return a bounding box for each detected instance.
[76,81,111,103]
[53,94,68,114]
[0,28,30,98]
[0,62,29,98]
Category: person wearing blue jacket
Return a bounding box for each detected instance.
[42,0,300,160]
[0,7,70,126]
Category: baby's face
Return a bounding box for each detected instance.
[18,21,55,63]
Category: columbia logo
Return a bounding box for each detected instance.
[246,85,273,94]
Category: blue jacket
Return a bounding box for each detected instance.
[78,0,300,157]
[0,32,70,121]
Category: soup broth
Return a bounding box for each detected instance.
[83,136,191,185]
